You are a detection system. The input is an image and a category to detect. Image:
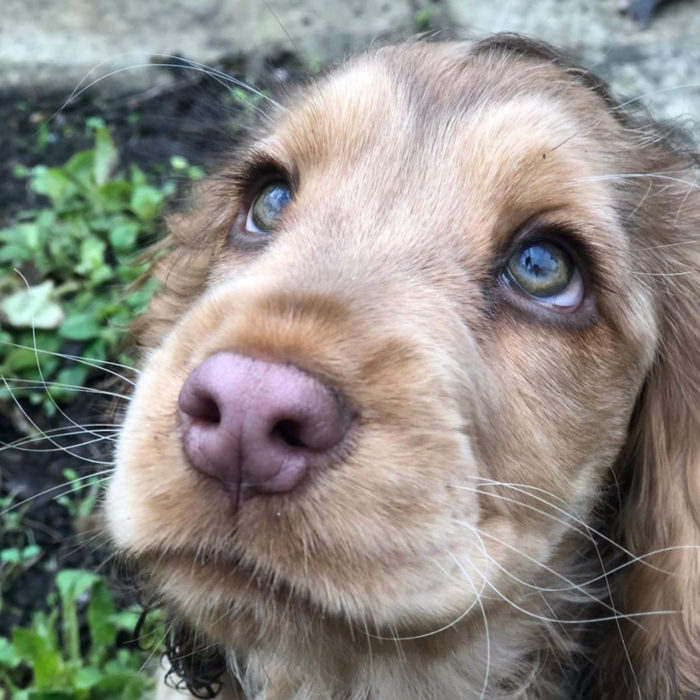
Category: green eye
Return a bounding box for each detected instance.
[507,241,574,298]
[247,182,292,233]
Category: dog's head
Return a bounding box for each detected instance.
[106,36,700,697]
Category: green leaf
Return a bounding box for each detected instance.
[57,570,100,664]
[89,264,114,286]
[187,165,205,181]
[75,237,106,276]
[56,570,100,604]
[96,181,132,213]
[1,548,23,565]
[54,364,89,391]
[85,338,108,362]
[64,150,96,190]
[116,262,149,284]
[93,666,154,698]
[108,221,139,251]
[1,282,65,329]
[47,364,90,402]
[123,277,159,312]
[0,243,31,264]
[73,665,103,690]
[0,343,59,375]
[12,626,62,688]
[58,314,102,341]
[85,116,106,131]
[0,544,41,564]
[129,164,146,186]
[30,166,79,208]
[0,636,22,669]
[0,221,43,261]
[62,467,78,482]
[170,155,188,170]
[87,581,118,654]
[130,184,163,221]
[35,122,52,153]
[93,126,119,186]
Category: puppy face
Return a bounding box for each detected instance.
[105,38,699,696]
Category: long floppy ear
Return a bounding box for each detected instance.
[602,161,700,697]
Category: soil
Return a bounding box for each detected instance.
[0,51,306,638]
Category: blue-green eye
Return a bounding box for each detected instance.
[506,241,584,309]
[246,182,292,234]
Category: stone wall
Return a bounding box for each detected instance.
[1,0,698,119]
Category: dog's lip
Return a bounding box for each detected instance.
[148,545,285,593]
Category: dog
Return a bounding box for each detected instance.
[105,35,700,699]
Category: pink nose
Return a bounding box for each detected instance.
[178,353,352,502]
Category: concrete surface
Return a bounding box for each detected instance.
[443,0,700,122]
[0,0,416,93]
[0,0,698,121]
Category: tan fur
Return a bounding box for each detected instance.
[106,36,700,698]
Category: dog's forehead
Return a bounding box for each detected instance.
[268,58,411,172]
[261,45,621,250]
[269,44,615,185]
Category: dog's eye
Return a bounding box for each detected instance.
[505,241,584,310]
[246,182,292,234]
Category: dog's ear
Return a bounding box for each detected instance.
[602,157,700,697]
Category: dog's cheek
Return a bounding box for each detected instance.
[478,320,645,511]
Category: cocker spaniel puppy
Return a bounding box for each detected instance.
[106,35,700,699]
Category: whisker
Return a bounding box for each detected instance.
[448,551,491,700]
[573,172,700,191]
[2,377,131,402]
[1,377,113,466]
[1,470,114,516]
[4,434,116,454]
[10,272,126,454]
[366,565,487,642]
[49,54,284,128]
[455,520,681,625]
[0,341,138,385]
[611,83,700,112]
[1,424,118,451]
[457,478,675,576]
[454,518,639,628]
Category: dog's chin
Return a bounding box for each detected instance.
[135,540,487,649]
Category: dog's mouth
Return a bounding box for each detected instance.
[146,545,273,586]
[139,543,311,616]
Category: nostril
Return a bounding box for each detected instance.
[179,386,221,425]
[272,419,305,448]
[194,396,221,424]
[178,352,354,500]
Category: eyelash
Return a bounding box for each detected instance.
[228,161,295,245]
[232,158,295,204]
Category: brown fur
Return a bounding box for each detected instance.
[106,35,700,699]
